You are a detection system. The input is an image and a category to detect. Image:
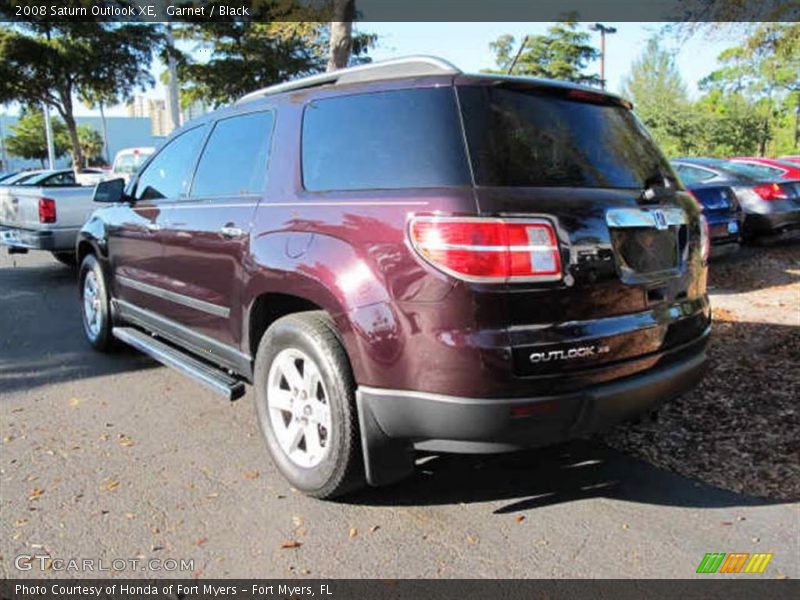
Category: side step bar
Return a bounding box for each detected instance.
[112,326,246,400]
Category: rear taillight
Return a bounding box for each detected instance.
[752,183,787,201]
[408,216,562,282]
[38,197,56,223]
[699,215,710,263]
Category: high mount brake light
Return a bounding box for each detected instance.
[38,197,56,224]
[752,183,787,201]
[408,217,562,283]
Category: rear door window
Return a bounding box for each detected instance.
[191,111,275,198]
[133,126,206,201]
[458,86,676,189]
[301,88,471,191]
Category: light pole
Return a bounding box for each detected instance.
[590,23,617,90]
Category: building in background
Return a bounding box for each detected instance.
[0,114,162,171]
[126,96,170,137]
[126,95,210,134]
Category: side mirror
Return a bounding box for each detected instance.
[93,178,129,203]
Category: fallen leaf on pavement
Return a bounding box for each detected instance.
[101,478,119,492]
[68,397,83,407]
[370,525,380,533]
[3,435,14,444]
[280,540,302,549]
[292,516,303,527]
[349,527,357,538]
[14,519,28,526]
[28,489,45,501]
[118,435,134,448]
[515,515,526,524]
[196,538,208,546]
[243,470,260,480]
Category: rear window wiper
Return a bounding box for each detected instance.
[639,170,676,203]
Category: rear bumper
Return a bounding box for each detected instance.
[357,331,708,456]
[0,225,77,252]
[744,210,800,236]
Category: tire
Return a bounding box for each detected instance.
[52,252,77,268]
[79,254,115,352]
[254,311,365,499]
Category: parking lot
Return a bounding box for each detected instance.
[1,247,797,579]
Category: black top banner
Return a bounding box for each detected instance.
[0,0,798,22]
[1,579,799,600]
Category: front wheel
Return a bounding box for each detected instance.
[254,311,365,499]
[79,254,115,352]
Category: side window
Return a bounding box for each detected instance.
[191,111,275,198]
[43,172,75,186]
[678,165,714,185]
[134,126,206,201]
[301,88,470,191]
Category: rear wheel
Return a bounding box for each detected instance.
[254,311,365,499]
[79,254,115,352]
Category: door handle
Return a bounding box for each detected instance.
[219,225,244,238]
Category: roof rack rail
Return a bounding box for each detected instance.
[236,56,461,104]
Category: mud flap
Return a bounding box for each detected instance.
[356,390,415,487]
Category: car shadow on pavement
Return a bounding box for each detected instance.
[0,259,154,394]
[349,439,781,511]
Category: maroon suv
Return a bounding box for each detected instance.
[79,57,711,498]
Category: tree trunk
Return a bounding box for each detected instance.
[327,0,355,72]
[56,89,84,170]
[62,112,83,170]
[99,102,110,165]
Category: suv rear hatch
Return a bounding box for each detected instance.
[454,79,709,388]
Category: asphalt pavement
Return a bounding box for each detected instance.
[1,251,797,579]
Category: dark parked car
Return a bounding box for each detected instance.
[672,157,800,239]
[78,57,711,498]
[683,182,743,257]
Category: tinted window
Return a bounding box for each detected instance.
[302,88,470,191]
[134,127,206,201]
[676,165,715,185]
[726,161,782,179]
[40,171,76,186]
[192,111,275,198]
[459,86,676,189]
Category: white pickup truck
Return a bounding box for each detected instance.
[0,169,97,265]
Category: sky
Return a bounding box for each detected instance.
[27,21,738,118]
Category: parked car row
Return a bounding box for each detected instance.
[672,156,800,255]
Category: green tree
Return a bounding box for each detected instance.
[621,38,702,156]
[487,19,600,86]
[5,109,69,167]
[173,20,375,108]
[700,23,800,155]
[0,22,159,168]
[73,124,105,166]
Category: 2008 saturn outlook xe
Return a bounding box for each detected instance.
[79,57,711,499]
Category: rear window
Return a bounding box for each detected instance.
[114,152,151,175]
[724,161,781,179]
[302,88,471,191]
[458,86,675,189]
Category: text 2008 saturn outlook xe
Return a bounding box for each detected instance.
[79,57,710,498]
